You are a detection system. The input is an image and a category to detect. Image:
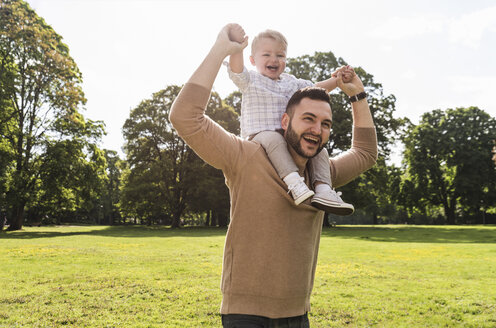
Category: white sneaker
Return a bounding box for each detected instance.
[311,189,354,216]
[287,177,314,205]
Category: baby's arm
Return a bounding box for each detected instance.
[228,24,248,74]
[315,65,355,92]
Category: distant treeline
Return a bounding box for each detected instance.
[1,0,495,231]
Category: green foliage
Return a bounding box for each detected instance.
[224,90,242,116]
[100,150,124,225]
[121,85,184,226]
[1,225,495,327]
[402,107,496,224]
[0,0,106,230]
[339,157,404,224]
[286,51,405,158]
[30,138,107,224]
[121,86,238,227]
[187,94,240,226]
[285,51,406,223]
[0,103,14,216]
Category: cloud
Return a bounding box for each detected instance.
[448,6,496,48]
[368,6,496,49]
[401,69,417,80]
[446,75,496,114]
[367,14,445,40]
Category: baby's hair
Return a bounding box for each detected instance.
[251,29,288,56]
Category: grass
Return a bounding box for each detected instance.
[1,225,495,327]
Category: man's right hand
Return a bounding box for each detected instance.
[228,23,247,43]
[215,24,248,57]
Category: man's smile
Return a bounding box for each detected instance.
[302,134,321,145]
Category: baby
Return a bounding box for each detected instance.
[226,24,354,215]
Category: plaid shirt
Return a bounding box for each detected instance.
[227,65,314,138]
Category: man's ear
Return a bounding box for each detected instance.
[281,113,289,130]
[249,55,255,66]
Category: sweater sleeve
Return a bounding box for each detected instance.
[329,127,378,188]
[169,83,249,173]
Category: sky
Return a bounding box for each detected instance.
[27,0,496,162]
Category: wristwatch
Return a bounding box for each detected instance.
[349,91,367,103]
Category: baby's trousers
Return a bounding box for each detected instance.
[252,130,332,186]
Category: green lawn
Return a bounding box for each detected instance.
[1,225,495,327]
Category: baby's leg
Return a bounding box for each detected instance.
[309,148,355,216]
[253,131,314,205]
[252,130,296,178]
[309,147,332,188]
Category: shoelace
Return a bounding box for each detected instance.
[331,190,343,201]
[287,177,305,194]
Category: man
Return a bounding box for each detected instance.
[170,24,377,328]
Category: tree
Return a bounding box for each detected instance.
[224,90,242,116]
[0,106,13,230]
[0,91,13,229]
[187,94,240,226]
[30,135,106,225]
[122,86,183,227]
[100,150,123,225]
[122,85,239,227]
[286,51,405,224]
[0,0,105,230]
[402,107,496,224]
[286,51,404,158]
[341,157,403,224]
[122,86,208,227]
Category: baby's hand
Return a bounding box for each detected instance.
[341,66,355,84]
[228,24,246,43]
[332,65,355,83]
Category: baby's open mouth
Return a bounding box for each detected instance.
[267,65,279,71]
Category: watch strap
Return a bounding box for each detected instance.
[349,91,367,103]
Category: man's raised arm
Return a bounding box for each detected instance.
[168,25,248,170]
[330,71,378,187]
[336,71,374,128]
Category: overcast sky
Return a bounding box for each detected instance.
[28,0,496,162]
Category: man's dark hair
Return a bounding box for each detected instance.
[286,87,332,117]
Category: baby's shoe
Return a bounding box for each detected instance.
[284,172,314,205]
[311,186,354,216]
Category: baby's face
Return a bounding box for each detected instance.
[250,37,287,80]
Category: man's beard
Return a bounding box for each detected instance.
[285,121,325,159]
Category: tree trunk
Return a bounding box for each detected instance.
[206,210,212,227]
[0,214,5,231]
[322,214,330,227]
[7,204,25,231]
[444,204,456,225]
[171,210,181,228]
[373,213,378,225]
[217,211,229,227]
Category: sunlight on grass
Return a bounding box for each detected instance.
[1,225,495,327]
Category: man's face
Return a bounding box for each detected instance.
[249,37,286,80]
[282,98,332,159]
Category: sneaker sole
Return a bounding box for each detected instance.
[311,198,354,216]
[294,190,315,206]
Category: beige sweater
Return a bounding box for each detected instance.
[170,83,377,318]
